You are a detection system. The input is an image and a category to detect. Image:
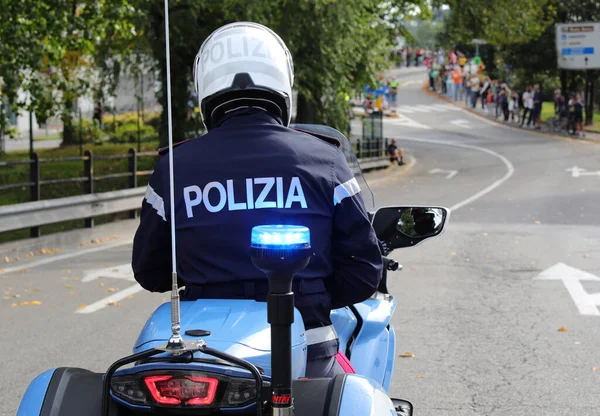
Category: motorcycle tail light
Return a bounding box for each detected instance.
[111,370,267,409]
[144,375,218,406]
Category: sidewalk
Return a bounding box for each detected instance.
[428,86,600,143]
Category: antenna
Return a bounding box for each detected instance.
[163,0,184,350]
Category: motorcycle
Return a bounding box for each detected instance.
[16,124,449,416]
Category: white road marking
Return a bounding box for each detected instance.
[0,240,133,275]
[82,264,134,282]
[396,136,515,212]
[534,263,600,316]
[411,105,433,113]
[429,168,458,179]
[385,115,431,129]
[566,166,600,177]
[75,283,145,314]
[450,119,472,129]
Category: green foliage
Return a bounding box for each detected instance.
[110,123,156,143]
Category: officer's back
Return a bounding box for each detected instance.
[132,21,382,377]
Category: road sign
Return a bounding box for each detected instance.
[556,22,600,69]
[535,263,600,316]
[473,56,482,66]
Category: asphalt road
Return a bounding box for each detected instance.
[2,68,600,415]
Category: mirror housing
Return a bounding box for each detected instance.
[372,206,449,250]
[391,398,413,416]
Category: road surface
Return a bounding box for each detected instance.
[2,68,600,415]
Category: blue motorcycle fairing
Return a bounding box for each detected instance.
[338,374,397,415]
[16,368,56,416]
[348,293,397,389]
[382,323,396,392]
[134,300,307,379]
[329,306,358,355]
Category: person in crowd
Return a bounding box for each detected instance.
[509,90,520,123]
[389,77,399,112]
[480,76,491,111]
[92,102,103,129]
[499,87,509,121]
[533,84,543,130]
[470,73,481,108]
[521,86,533,127]
[554,89,566,118]
[573,93,585,137]
[452,66,463,101]
[463,71,472,107]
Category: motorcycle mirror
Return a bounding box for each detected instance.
[391,398,413,416]
[372,206,449,250]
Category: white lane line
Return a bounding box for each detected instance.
[397,106,416,114]
[0,240,133,275]
[396,136,514,212]
[75,283,144,314]
[411,105,433,113]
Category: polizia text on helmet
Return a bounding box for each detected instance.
[184,177,307,217]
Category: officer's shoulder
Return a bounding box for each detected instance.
[157,135,203,156]
[286,126,344,156]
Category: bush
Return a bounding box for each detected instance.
[110,123,157,144]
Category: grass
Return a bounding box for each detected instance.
[0,141,161,243]
[541,102,600,132]
[34,133,61,141]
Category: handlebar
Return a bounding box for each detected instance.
[383,257,401,272]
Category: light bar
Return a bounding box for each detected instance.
[251,225,310,249]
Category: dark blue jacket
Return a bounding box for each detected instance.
[132,109,382,329]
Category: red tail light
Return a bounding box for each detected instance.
[144,375,218,406]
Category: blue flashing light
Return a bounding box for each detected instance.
[251,225,310,249]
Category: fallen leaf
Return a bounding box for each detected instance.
[13,294,20,298]
[483,233,488,236]
[107,288,118,293]
[557,326,568,332]
[106,301,117,306]
[465,258,471,262]
[534,220,541,225]
[99,282,105,287]
[3,290,10,295]
[30,301,41,305]
[19,301,30,306]
[126,295,134,299]
[68,291,77,295]
[399,352,415,358]
[2,296,9,300]
[417,375,424,379]
[39,249,47,255]
[451,252,457,256]
[4,256,10,263]
[112,236,121,239]
[77,305,87,310]
[25,252,34,258]
[593,367,598,372]
[575,341,581,345]
[79,242,87,247]
[64,284,73,289]
[11,303,17,307]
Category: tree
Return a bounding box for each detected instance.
[0,0,141,146]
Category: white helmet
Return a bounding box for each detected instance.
[193,22,294,130]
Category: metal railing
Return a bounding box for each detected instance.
[0,149,157,237]
[0,142,391,240]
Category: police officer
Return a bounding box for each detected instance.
[132,22,383,377]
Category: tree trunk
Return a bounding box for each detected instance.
[584,71,594,126]
[295,92,317,124]
[560,70,567,96]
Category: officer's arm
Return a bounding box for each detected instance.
[328,155,383,309]
[132,160,172,292]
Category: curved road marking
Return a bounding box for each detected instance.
[397,135,515,212]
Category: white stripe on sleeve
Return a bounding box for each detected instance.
[333,177,361,205]
[144,185,166,221]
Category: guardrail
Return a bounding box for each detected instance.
[0,153,391,239]
[0,149,157,237]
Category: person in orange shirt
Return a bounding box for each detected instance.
[451,66,463,101]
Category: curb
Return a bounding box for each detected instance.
[422,82,600,145]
